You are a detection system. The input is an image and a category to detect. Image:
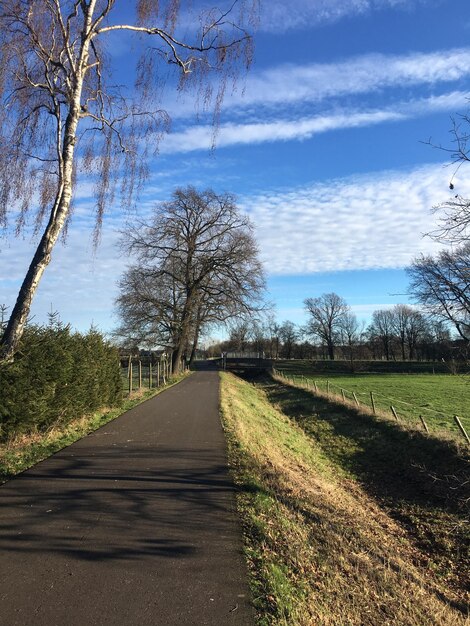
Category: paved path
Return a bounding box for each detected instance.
[0,366,254,625]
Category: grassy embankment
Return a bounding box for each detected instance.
[275,360,470,436]
[0,372,190,483]
[220,370,469,625]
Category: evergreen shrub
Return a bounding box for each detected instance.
[0,323,122,441]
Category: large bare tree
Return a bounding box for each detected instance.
[304,292,349,360]
[116,186,265,372]
[407,244,470,343]
[0,0,257,362]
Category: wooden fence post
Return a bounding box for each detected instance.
[419,415,429,433]
[390,406,399,422]
[314,381,318,392]
[149,362,152,389]
[370,391,376,414]
[157,362,160,387]
[129,361,133,395]
[352,392,359,407]
[138,360,142,389]
[341,388,345,402]
[454,415,470,444]
[327,380,330,397]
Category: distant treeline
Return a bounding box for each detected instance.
[0,323,121,441]
[208,299,468,365]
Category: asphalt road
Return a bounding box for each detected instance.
[0,365,254,625]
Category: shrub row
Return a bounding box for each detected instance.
[0,324,122,441]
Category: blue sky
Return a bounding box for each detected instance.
[2,0,470,339]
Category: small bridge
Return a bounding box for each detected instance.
[220,351,272,373]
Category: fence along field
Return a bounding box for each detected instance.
[121,355,186,395]
[273,361,470,442]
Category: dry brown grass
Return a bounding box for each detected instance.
[220,372,468,625]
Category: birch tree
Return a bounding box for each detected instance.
[0,0,257,362]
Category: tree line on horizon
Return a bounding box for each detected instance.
[207,296,465,364]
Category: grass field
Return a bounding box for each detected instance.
[275,360,470,436]
[220,371,469,625]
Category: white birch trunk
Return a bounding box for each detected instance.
[0,5,96,362]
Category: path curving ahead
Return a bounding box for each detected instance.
[0,365,254,626]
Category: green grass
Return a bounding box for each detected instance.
[220,371,469,625]
[0,372,190,483]
[276,361,470,435]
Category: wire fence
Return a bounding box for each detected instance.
[272,368,470,445]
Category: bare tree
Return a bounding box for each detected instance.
[262,313,280,359]
[250,319,268,355]
[391,304,415,360]
[227,319,252,352]
[117,186,265,372]
[0,0,257,362]
[338,311,361,369]
[425,113,470,244]
[304,293,349,360]
[368,309,396,361]
[430,196,470,245]
[404,309,427,360]
[114,265,182,350]
[407,244,470,343]
[278,320,298,359]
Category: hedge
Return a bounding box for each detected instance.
[0,324,122,441]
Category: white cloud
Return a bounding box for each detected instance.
[241,163,470,275]
[161,91,469,153]
[236,49,470,110]
[167,48,470,120]
[260,0,428,32]
[161,109,405,153]
[2,162,467,331]
[0,222,126,331]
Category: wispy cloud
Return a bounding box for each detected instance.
[161,91,469,153]
[260,0,429,32]
[242,163,470,275]
[167,48,470,120]
[0,221,125,331]
[236,49,470,110]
